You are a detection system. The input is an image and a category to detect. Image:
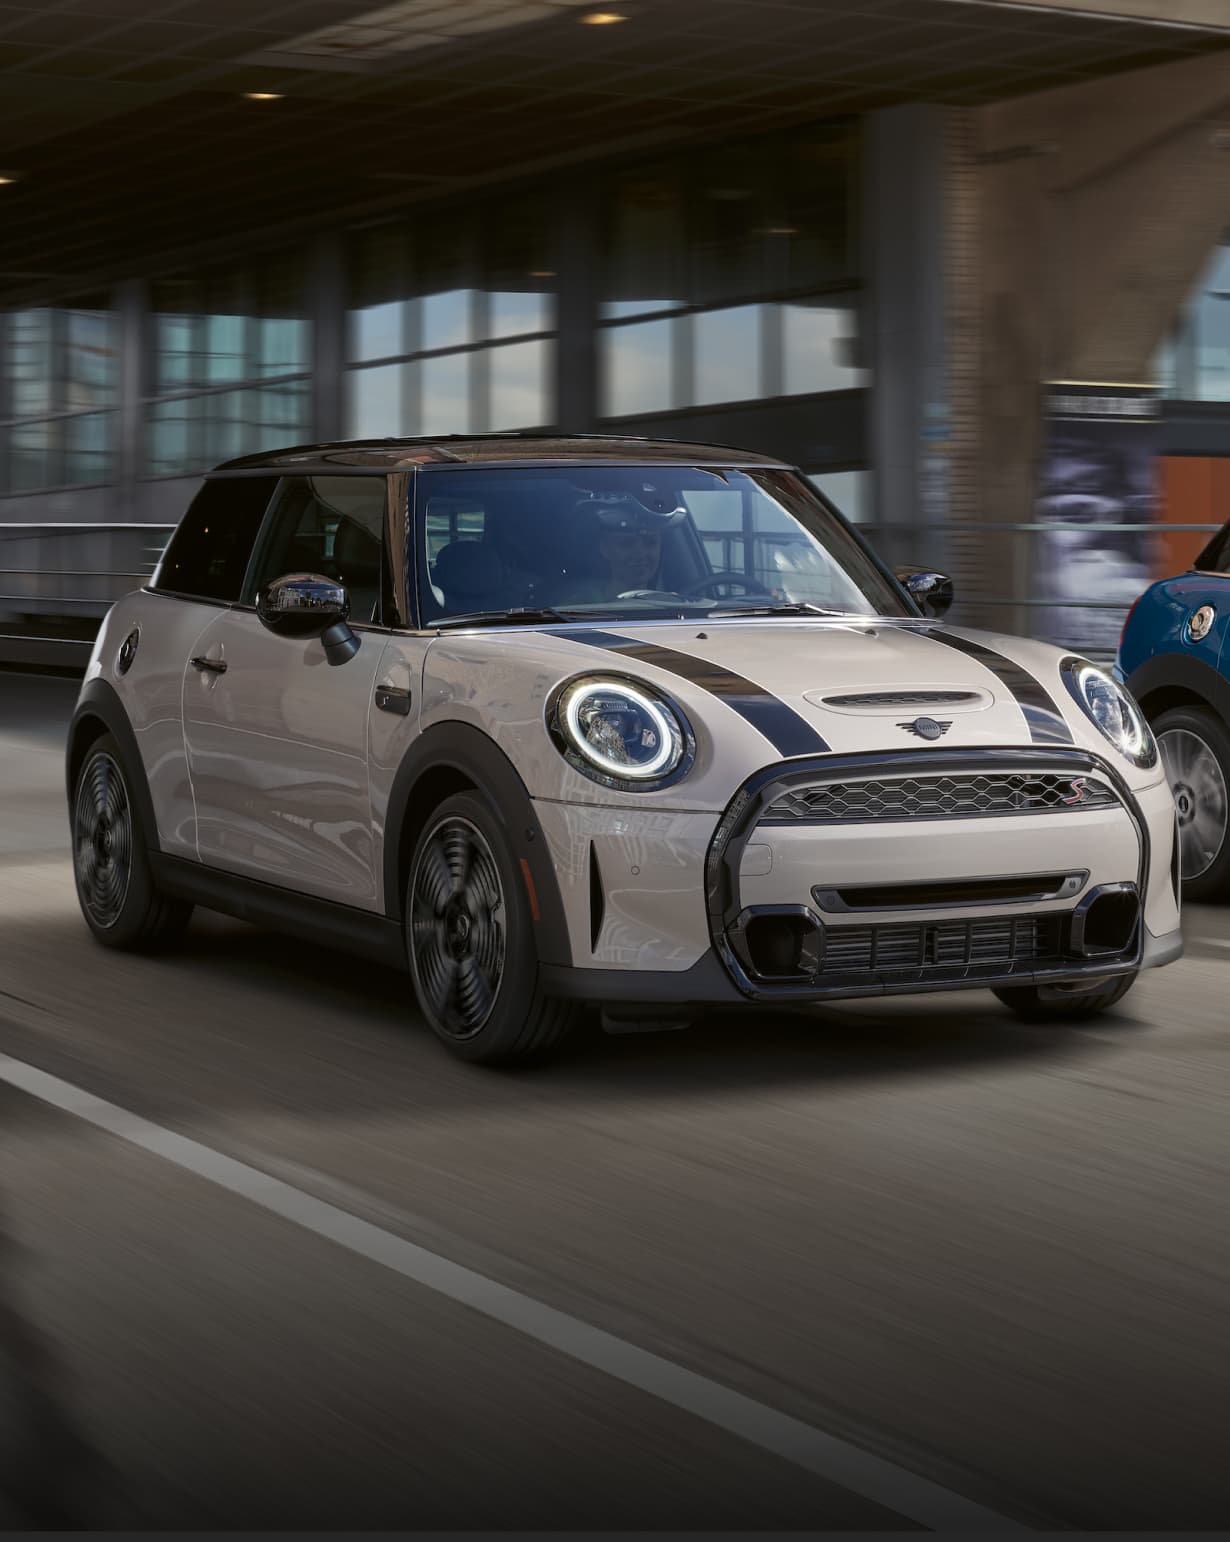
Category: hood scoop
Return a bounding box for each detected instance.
[813,689,991,714]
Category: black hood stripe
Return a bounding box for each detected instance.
[553,629,831,757]
[916,629,1074,745]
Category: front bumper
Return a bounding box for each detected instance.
[533,747,1181,1006]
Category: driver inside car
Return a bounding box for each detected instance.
[567,494,685,601]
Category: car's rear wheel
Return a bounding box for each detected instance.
[1154,705,1230,900]
[993,971,1137,1022]
[71,734,192,950]
[405,790,578,1064]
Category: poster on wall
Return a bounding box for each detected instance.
[1034,382,1159,654]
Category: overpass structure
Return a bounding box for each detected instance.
[2,0,1230,662]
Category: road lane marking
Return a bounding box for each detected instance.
[0,1050,1023,1532]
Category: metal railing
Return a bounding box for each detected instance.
[0,523,173,670]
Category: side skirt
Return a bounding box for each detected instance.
[149,854,407,970]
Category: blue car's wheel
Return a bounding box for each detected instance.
[1155,706,1230,900]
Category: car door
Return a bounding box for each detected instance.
[182,473,388,909]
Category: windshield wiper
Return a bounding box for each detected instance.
[706,601,847,618]
[432,606,582,630]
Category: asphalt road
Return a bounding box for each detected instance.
[2,669,1229,1529]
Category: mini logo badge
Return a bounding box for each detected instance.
[1062,777,1088,805]
[897,716,951,741]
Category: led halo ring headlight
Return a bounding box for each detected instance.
[550,675,693,788]
[1060,657,1157,770]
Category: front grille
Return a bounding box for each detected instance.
[819,914,1065,978]
[763,771,1120,823]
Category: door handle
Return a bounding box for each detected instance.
[375,684,411,716]
[190,655,228,675]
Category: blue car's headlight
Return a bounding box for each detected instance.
[1061,658,1157,770]
[549,677,693,788]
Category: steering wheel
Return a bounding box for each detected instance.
[683,572,774,600]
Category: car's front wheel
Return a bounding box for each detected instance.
[993,972,1137,1022]
[71,733,192,950]
[1154,704,1230,900]
[405,791,578,1064]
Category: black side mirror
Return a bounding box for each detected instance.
[256,573,361,664]
[896,565,954,619]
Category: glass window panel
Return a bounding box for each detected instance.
[64,412,113,485]
[154,476,279,602]
[692,304,762,405]
[8,419,54,492]
[782,301,866,394]
[489,290,551,339]
[147,399,191,476]
[808,469,871,523]
[601,317,673,418]
[255,316,309,378]
[9,310,54,417]
[204,389,248,463]
[346,363,405,439]
[204,313,246,384]
[65,303,116,410]
[422,289,474,352]
[420,352,470,436]
[489,338,552,429]
[252,253,308,377]
[1193,244,1230,401]
[155,312,195,390]
[248,381,310,451]
[351,302,404,363]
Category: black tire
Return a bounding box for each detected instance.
[405,790,579,1065]
[993,971,1137,1023]
[70,734,192,951]
[1153,704,1230,901]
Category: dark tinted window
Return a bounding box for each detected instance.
[153,476,278,601]
[243,475,388,625]
[1195,521,1230,574]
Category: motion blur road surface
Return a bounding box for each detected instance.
[2,669,1228,1529]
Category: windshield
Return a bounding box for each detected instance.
[414,465,908,625]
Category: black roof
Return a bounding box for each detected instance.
[208,433,792,475]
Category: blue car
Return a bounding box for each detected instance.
[1119,520,1230,899]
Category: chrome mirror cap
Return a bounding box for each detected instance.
[256,572,351,637]
[896,565,954,618]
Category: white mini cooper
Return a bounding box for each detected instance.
[68,436,1182,1063]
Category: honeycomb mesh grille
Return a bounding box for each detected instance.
[763,771,1121,823]
[819,915,1066,978]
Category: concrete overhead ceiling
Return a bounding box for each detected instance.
[0,0,1228,303]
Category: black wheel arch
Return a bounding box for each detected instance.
[65,679,160,852]
[1127,652,1230,727]
[383,721,572,967]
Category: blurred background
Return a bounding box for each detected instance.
[6,0,1230,1531]
[4,0,1230,666]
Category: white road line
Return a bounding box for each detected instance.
[0,1052,1023,1533]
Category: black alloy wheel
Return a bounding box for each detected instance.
[405,790,578,1064]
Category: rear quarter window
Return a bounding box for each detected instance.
[153,476,279,602]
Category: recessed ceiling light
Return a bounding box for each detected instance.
[763,226,799,236]
[243,91,283,100]
[0,171,21,185]
[579,11,627,23]
[529,269,557,279]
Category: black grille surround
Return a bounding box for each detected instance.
[764,770,1121,823]
[705,748,1148,1002]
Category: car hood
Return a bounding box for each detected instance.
[422,616,1141,809]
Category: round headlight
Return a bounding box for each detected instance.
[552,677,690,787]
[1061,659,1157,769]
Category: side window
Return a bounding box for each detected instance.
[1196,520,1230,574]
[153,476,278,602]
[243,475,388,625]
